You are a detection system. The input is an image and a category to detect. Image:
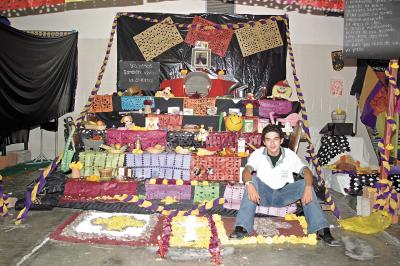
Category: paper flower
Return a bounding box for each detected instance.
[140,200,152,208]
[161,196,178,205]
[176,179,184,185]
[69,161,83,170]
[335,108,344,115]
[149,178,156,185]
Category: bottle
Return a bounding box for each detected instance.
[135,137,142,151]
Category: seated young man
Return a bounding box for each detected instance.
[230,124,340,246]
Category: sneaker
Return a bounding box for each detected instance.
[317,228,341,247]
[229,226,250,239]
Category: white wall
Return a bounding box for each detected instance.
[7,0,378,166]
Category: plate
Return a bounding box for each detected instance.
[183,71,211,97]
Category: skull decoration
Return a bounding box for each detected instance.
[272,80,292,99]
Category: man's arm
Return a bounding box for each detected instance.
[242,166,260,204]
[301,167,314,205]
[242,166,253,183]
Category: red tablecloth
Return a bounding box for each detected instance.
[63,179,138,198]
[160,78,235,97]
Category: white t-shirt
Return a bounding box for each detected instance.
[246,147,306,189]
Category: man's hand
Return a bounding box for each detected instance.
[247,183,260,205]
[301,186,313,205]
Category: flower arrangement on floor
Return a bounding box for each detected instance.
[92,215,146,231]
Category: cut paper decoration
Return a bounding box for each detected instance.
[235,20,283,57]
[193,183,220,203]
[298,0,344,11]
[185,16,234,57]
[133,17,183,61]
[89,95,113,113]
[330,79,344,96]
[360,67,387,128]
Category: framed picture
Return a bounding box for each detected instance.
[243,119,254,133]
[167,106,180,115]
[191,48,211,69]
[145,116,159,130]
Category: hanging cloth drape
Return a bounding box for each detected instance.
[0,23,78,133]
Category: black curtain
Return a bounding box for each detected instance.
[0,23,78,133]
[117,13,287,97]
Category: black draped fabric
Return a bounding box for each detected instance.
[117,13,287,98]
[0,23,78,133]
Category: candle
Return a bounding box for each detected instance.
[157,235,165,258]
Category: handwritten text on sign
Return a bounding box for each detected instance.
[344,0,400,59]
[119,61,160,91]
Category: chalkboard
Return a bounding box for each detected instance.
[344,0,400,59]
[118,61,160,92]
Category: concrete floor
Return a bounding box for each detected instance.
[1,170,399,266]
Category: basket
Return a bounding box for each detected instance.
[190,155,241,181]
[331,111,346,123]
[99,168,113,181]
[223,183,297,216]
[84,124,107,130]
[183,97,216,115]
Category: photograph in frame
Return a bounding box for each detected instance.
[191,48,211,69]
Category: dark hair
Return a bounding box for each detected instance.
[261,124,285,140]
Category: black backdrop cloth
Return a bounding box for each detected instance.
[0,23,78,133]
[117,13,287,97]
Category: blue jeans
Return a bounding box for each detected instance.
[235,177,329,234]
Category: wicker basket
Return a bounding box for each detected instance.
[99,168,113,181]
[84,124,107,130]
[331,110,346,123]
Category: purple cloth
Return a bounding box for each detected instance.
[126,153,191,180]
[145,183,191,200]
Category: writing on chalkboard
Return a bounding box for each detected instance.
[119,61,160,92]
[344,0,400,59]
